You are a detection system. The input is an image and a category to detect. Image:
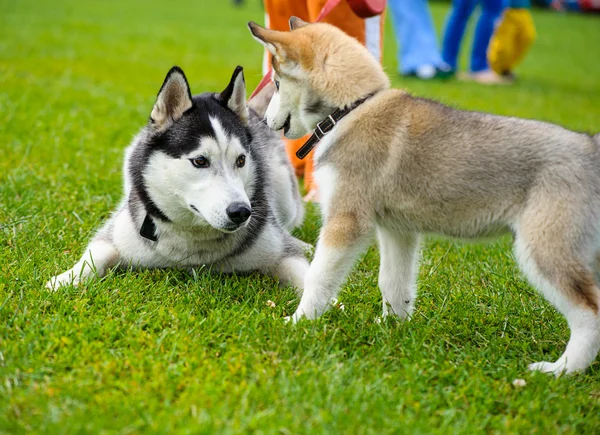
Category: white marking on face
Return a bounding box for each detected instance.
[144,117,253,232]
[265,91,282,129]
[212,116,231,155]
[264,69,317,140]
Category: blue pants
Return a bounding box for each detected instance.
[442,0,505,72]
[389,0,444,74]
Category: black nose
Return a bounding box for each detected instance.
[226,203,252,225]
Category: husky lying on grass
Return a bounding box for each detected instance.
[47,66,308,291]
[248,17,600,375]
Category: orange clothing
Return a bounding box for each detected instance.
[263,0,384,191]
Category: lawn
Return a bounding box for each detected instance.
[1,0,600,433]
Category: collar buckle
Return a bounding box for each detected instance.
[314,122,326,140]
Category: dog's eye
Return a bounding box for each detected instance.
[274,80,280,91]
[190,157,210,168]
[236,155,246,168]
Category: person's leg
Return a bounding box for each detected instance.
[441,0,478,70]
[511,9,536,68]
[471,0,505,72]
[263,0,309,32]
[389,0,444,75]
[364,13,384,63]
[488,9,519,74]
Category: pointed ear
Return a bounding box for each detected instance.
[289,16,308,31]
[218,66,249,124]
[247,21,290,57]
[247,81,275,119]
[150,66,193,131]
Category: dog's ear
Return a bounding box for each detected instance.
[289,16,308,31]
[217,66,249,125]
[247,81,275,119]
[247,21,295,59]
[150,66,193,131]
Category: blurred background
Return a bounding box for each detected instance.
[1,0,598,172]
[1,0,598,235]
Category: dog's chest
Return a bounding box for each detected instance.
[152,230,232,267]
[313,128,340,163]
[313,164,338,221]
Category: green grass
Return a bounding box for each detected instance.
[2,0,600,432]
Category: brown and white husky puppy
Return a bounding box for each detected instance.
[247,17,600,375]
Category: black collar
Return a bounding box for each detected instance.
[295,94,373,160]
[140,214,159,242]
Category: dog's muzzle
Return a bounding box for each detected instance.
[226,202,252,225]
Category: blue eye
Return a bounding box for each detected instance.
[190,156,210,168]
[274,80,280,90]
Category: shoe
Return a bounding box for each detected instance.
[461,70,511,85]
[435,64,455,80]
[501,70,517,82]
[402,64,455,80]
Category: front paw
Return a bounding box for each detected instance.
[289,301,327,322]
[284,309,306,324]
[45,270,79,291]
[528,360,568,377]
[289,297,339,322]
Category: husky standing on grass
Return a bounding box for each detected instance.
[47,66,309,291]
[248,17,600,375]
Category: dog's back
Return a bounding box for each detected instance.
[323,90,600,238]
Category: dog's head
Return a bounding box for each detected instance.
[140,66,257,233]
[247,17,389,139]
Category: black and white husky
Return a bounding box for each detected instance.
[47,66,309,290]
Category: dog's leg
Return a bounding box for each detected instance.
[272,256,310,295]
[46,239,120,290]
[376,226,420,319]
[291,213,373,322]
[514,228,600,375]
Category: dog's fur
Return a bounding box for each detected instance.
[47,66,308,291]
[248,17,600,375]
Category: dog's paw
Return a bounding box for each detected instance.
[528,360,568,377]
[285,308,307,324]
[45,271,79,291]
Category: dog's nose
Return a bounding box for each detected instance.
[226,203,252,225]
